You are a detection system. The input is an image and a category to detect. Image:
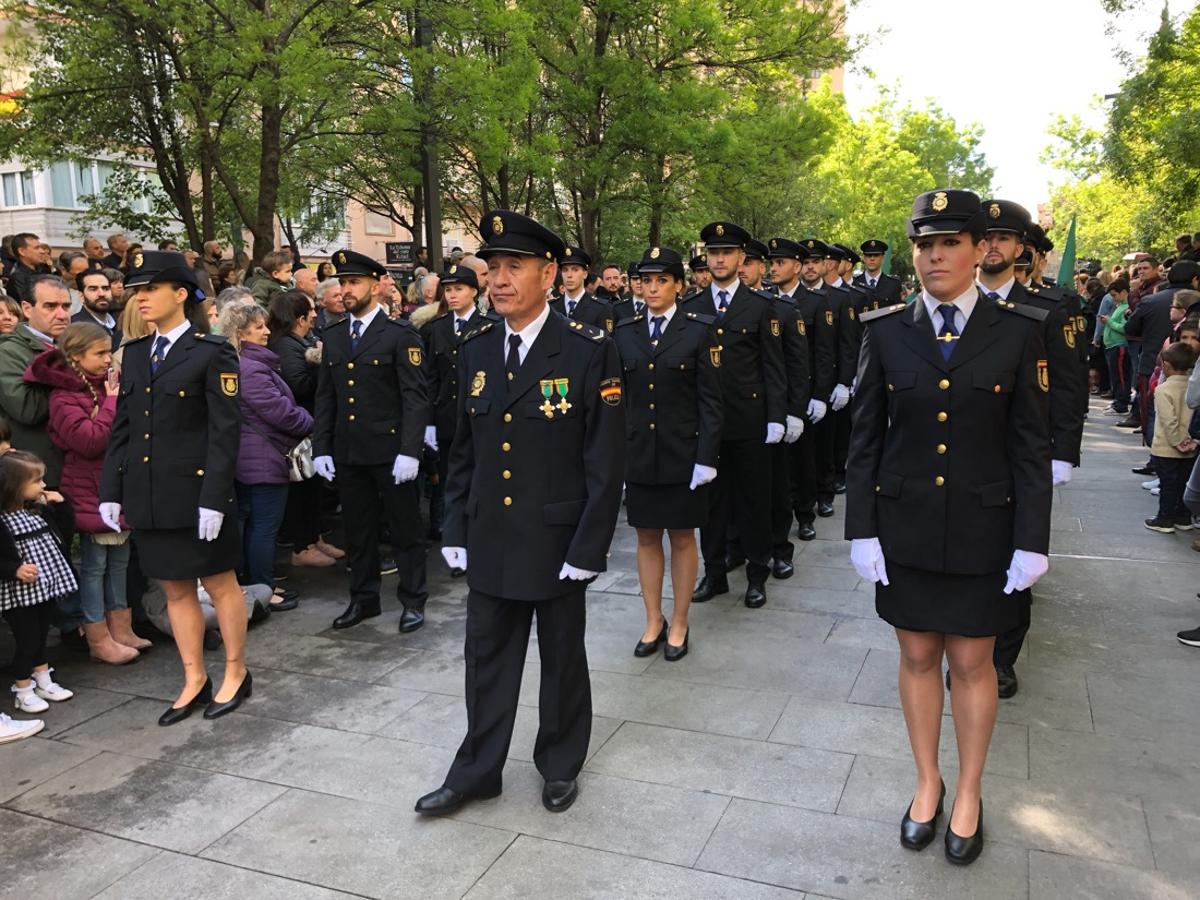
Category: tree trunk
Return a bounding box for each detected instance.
[411,182,424,247]
[250,98,284,267]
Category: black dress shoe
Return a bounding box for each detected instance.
[744,582,766,608]
[542,778,579,812]
[900,779,945,850]
[414,785,500,815]
[332,600,381,630]
[634,619,667,657]
[797,522,817,541]
[664,629,689,662]
[945,800,984,865]
[1131,465,1155,476]
[399,608,425,633]
[771,558,794,579]
[817,501,835,517]
[996,664,1018,698]
[692,574,729,603]
[204,671,252,720]
[158,677,213,726]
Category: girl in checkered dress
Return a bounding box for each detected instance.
[0,450,77,714]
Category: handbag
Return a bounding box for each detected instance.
[244,418,314,483]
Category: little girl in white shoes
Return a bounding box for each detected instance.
[0,450,76,715]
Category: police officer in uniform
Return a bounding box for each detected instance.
[550,246,614,333]
[615,246,722,660]
[423,264,499,553]
[416,210,624,816]
[683,221,787,607]
[612,266,647,321]
[312,250,431,634]
[827,243,868,493]
[855,239,904,306]
[847,189,1051,865]
[683,254,710,300]
[99,251,251,724]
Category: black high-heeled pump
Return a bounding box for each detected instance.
[203,671,253,720]
[634,619,668,657]
[900,779,945,850]
[944,798,984,865]
[664,628,689,662]
[158,677,213,727]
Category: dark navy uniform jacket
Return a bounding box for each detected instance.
[853,272,904,307]
[101,331,240,529]
[845,293,1052,575]
[442,310,625,601]
[612,297,647,322]
[550,292,614,334]
[769,292,812,420]
[789,285,838,405]
[313,310,430,465]
[614,310,724,484]
[423,309,499,441]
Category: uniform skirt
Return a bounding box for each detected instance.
[875,561,1024,638]
[626,482,709,530]
[133,523,242,581]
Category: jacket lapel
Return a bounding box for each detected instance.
[151,330,196,381]
[349,310,388,359]
[947,291,999,370]
[652,310,686,356]
[504,312,562,410]
[901,299,949,372]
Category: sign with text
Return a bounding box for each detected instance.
[385,241,416,269]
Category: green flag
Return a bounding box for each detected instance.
[1056,214,1077,289]
[882,244,892,275]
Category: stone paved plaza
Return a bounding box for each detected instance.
[3,398,1200,900]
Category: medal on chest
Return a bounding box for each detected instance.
[539,378,572,418]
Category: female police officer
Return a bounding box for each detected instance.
[614,247,722,660]
[99,251,250,725]
[845,190,1051,865]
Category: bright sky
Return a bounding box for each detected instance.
[843,0,1189,216]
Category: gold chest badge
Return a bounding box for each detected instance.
[470,370,486,397]
[1037,359,1049,393]
[1062,324,1076,349]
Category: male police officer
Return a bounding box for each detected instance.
[684,222,787,606]
[313,250,431,633]
[550,246,614,333]
[416,210,624,816]
[684,254,711,299]
[854,239,904,306]
[612,265,647,321]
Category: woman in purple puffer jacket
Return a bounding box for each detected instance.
[217,303,313,610]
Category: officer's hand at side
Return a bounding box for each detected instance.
[423,426,438,452]
[1051,459,1072,486]
[1003,549,1049,594]
[689,464,717,491]
[314,456,336,482]
[98,502,122,532]
[559,562,599,580]
[441,546,467,571]
[392,454,420,484]
[807,398,827,424]
[785,415,804,443]
[830,384,851,411]
[765,422,785,444]
[850,537,889,586]
[197,507,224,542]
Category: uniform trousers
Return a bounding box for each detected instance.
[337,463,427,611]
[770,442,796,563]
[792,424,819,525]
[993,597,1031,669]
[445,587,591,795]
[834,400,852,482]
[813,416,838,503]
[701,438,771,583]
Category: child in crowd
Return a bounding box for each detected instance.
[1145,341,1200,533]
[0,450,76,714]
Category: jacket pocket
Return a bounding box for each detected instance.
[370,420,401,436]
[543,498,587,525]
[973,372,1015,394]
[874,470,904,498]
[170,458,207,477]
[977,480,1014,507]
[662,357,695,372]
[466,398,491,417]
[162,380,204,399]
[885,371,917,392]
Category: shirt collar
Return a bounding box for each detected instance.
[563,288,585,304]
[155,318,193,350]
[454,309,476,326]
[351,303,382,332]
[921,284,979,326]
[977,276,1015,300]
[710,279,741,307]
[830,277,844,288]
[84,308,116,329]
[648,303,676,330]
[21,323,56,346]
[504,300,552,348]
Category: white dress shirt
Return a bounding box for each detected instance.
[504,301,552,365]
[709,279,741,316]
[977,276,1016,301]
[153,318,194,359]
[921,284,979,335]
[349,302,384,337]
[647,303,676,339]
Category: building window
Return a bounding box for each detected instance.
[0,170,35,207]
[47,159,153,211]
[364,210,393,236]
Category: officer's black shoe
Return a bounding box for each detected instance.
[901,779,945,851]
[996,664,1018,699]
[944,800,984,866]
[797,522,817,541]
[414,785,501,815]
[1131,465,1155,476]
[817,501,835,517]
[725,555,746,570]
[542,779,579,812]
[692,575,729,603]
[332,600,381,630]
[399,608,425,633]
[744,583,766,608]
[771,558,794,579]
[833,480,847,494]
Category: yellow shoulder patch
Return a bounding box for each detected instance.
[220,372,238,396]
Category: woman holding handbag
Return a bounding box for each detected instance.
[218,303,313,611]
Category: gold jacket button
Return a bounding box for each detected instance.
[348,414,356,421]
[504,413,513,422]
[503,496,512,506]
[938,379,950,390]
[935,476,945,486]
[502,442,511,452]
[649,383,655,390]
[348,397,355,404]
[347,379,355,386]
[648,363,655,370]
[142,456,150,463]
[717,328,724,335]
[347,362,355,370]
[502,470,511,479]
[178,390,186,397]
[936,444,947,454]
[993,384,1001,393]
[649,423,656,430]
[145,387,151,393]
[196,468,205,476]
[649,402,655,410]
[887,384,894,391]
[143,433,150,440]
[937,411,948,422]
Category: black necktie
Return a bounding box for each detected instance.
[455,318,465,334]
[505,334,522,381]
[150,334,169,375]
[937,306,959,361]
[869,278,876,289]
[567,299,577,317]
[351,319,362,350]
[650,316,665,342]
[635,301,644,316]
[986,291,1000,301]
[717,290,728,321]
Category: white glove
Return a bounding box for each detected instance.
[765,422,785,444]
[392,454,420,484]
[1003,549,1049,594]
[198,507,224,542]
[98,502,122,532]
[441,546,467,571]
[314,455,336,481]
[850,537,890,586]
[807,398,827,424]
[689,463,717,490]
[785,415,805,443]
[830,384,851,411]
[1051,459,1072,486]
[423,425,438,452]
[559,562,599,580]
